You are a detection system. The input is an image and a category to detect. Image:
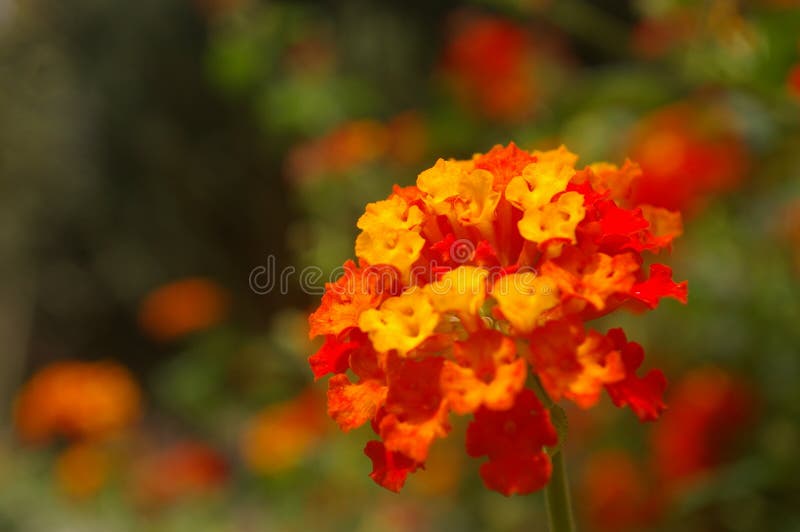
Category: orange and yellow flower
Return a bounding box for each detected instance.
[14,360,141,444]
[308,142,687,495]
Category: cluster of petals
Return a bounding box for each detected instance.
[308,143,687,495]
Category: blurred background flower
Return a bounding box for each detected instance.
[138,277,231,343]
[240,388,328,475]
[14,360,141,444]
[129,441,229,509]
[439,12,572,123]
[626,99,750,214]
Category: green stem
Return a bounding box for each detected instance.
[531,377,576,531]
[545,449,575,532]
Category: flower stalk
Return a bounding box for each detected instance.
[545,449,575,532]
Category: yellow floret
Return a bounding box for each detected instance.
[358,291,440,356]
[491,272,559,333]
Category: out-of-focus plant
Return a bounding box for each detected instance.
[626,99,750,214]
[14,361,141,445]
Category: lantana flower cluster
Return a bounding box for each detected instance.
[308,143,687,496]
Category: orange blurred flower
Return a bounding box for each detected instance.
[581,451,659,532]
[441,15,540,122]
[138,277,230,342]
[308,142,687,495]
[240,389,329,474]
[14,360,141,444]
[652,367,756,491]
[285,112,428,184]
[385,112,428,167]
[788,64,800,99]
[55,442,113,499]
[628,101,750,213]
[130,442,228,508]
